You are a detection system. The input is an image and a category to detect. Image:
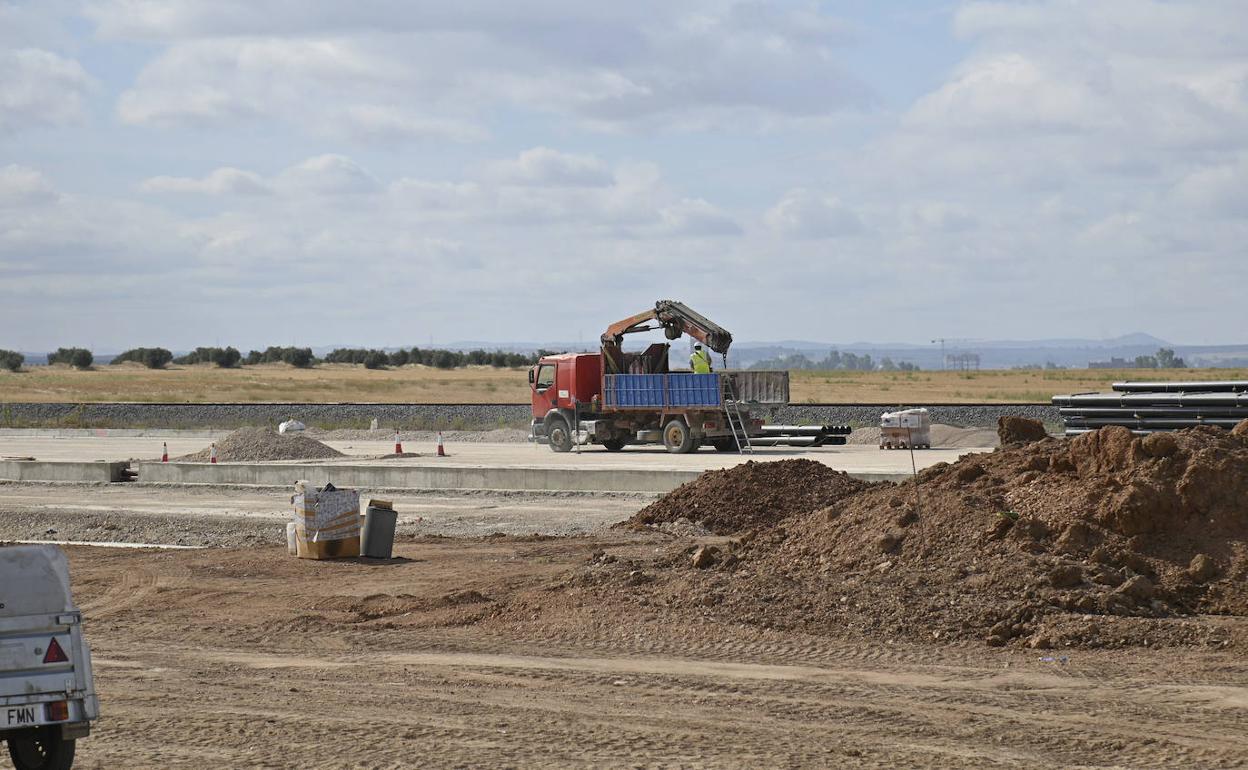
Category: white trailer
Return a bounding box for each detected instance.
[0,546,98,770]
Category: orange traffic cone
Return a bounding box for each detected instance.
[161,442,168,463]
[394,429,403,454]
[210,442,217,464]
[436,431,447,457]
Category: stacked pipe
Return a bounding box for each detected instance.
[752,425,851,447]
[1053,381,1248,436]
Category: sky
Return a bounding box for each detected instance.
[1,0,1246,352]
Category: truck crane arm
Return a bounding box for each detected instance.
[600,300,733,355]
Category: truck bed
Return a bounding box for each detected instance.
[602,370,788,410]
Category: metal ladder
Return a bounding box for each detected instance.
[721,376,753,454]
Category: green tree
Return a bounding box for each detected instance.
[70,349,94,369]
[0,349,24,372]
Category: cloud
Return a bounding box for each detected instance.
[659,199,742,237]
[905,53,1114,134]
[484,147,613,187]
[275,155,381,196]
[1172,155,1248,217]
[100,1,868,136]
[333,105,487,144]
[141,168,269,196]
[764,190,863,239]
[0,166,59,207]
[0,48,92,132]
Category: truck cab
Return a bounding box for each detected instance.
[0,546,99,770]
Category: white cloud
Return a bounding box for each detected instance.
[101,1,867,136]
[0,48,92,132]
[1172,155,1248,217]
[333,105,488,144]
[764,190,863,239]
[484,147,613,188]
[659,199,742,237]
[0,166,59,207]
[275,155,381,196]
[903,202,978,233]
[141,167,269,196]
[905,53,1114,134]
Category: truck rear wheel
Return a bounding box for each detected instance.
[662,419,695,454]
[547,417,573,453]
[602,438,626,451]
[8,727,76,770]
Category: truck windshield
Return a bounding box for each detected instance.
[535,364,555,390]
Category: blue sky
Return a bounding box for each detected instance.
[2,1,1246,351]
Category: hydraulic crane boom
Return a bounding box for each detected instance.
[600,300,733,355]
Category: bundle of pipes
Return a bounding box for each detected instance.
[1053,381,1248,436]
[752,425,852,447]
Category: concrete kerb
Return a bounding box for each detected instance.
[135,462,912,492]
[0,460,130,483]
[0,459,911,492]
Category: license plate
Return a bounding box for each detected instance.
[5,706,39,727]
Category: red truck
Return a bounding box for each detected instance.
[528,301,790,453]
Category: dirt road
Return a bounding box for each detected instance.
[48,539,1248,769]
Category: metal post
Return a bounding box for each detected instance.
[906,426,921,516]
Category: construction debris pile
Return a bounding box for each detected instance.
[594,420,1248,649]
[1054,380,1248,436]
[177,428,344,462]
[623,459,870,535]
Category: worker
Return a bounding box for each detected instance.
[690,343,713,374]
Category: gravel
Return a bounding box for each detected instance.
[3,402,1060,430]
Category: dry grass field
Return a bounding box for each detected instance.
[1,362,1242,404]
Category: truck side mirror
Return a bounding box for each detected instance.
[528,368,535,385]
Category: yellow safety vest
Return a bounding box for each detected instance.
[691,349,712,374]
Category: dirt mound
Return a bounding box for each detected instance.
[176,427,344,462]
[998,416,1048,445]
[596,425,1248,649]
[622,459,871,535]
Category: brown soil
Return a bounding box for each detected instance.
[621,458,871,534]
[590,426,1248,650]
[57,540,1248,768]
[998,415,1048,445]
[175,427,344,462]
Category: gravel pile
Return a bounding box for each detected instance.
[176,428,344,462]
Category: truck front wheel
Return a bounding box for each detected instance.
[547,417,573,453]
[662,419,695,454]
[8,727,76,770]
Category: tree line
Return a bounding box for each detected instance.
[0,345,551,371]
[749,351,921,372]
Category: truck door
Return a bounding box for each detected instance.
[533,362,557,416]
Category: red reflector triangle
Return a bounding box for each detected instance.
[43,638,68,664]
